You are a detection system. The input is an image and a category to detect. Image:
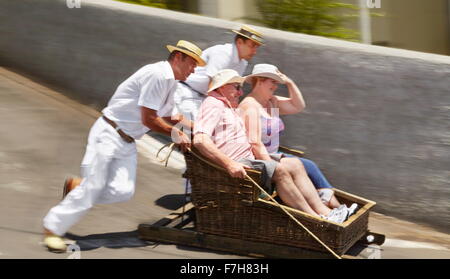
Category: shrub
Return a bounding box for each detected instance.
[253,0,360,41]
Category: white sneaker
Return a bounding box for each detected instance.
[318,188,334,204]
[338,204,347,210]
[347,203,358,216]
[44,235,67,253]
[323,206,349,224]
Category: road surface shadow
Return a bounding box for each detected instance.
[154,194,188,210]
[65,230,154,251]
[63,194,191,253]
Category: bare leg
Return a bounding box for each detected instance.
[329,195,341,209]
[280,158,332,216]
[63,177,83,199]
[44,228,55,236]
[317,188,342,209]
[272,164,320,217]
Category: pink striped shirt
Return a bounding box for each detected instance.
[194,92,254,161]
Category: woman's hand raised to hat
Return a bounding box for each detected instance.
[276,70,293,85]
[274,70,305,115]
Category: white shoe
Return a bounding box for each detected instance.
[323,206,349,224]
[318,188,334,204]
[44,235,67,253]
[347,203,358,216]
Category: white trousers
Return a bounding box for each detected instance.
[43,117,137,236]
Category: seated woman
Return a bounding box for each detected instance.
[239,64,356,214]
[194,69,349,223]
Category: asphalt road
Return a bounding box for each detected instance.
[0,67,449,259]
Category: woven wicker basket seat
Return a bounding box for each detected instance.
[183,148,376,255]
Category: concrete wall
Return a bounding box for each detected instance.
[369,0,450,55]
[198,0,259,23]
[1,0,449,232]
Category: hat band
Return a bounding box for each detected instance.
[174,46,200,58]
[237,29,263,44]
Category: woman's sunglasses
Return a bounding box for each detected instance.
[230,83,242,91]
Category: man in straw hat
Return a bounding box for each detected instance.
[172,25,263,122]
[171,26,263,197]
[42,40,205,252]
[193,69,349,224]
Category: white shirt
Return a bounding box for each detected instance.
[102,61,177,139]
[185,43,248,94]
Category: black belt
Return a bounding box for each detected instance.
[102,116,135,143]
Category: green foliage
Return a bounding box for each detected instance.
[118,0,364,41]
[253,0,360,41]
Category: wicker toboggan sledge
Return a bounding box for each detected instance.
[138,146,385,258]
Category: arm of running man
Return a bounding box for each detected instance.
[141,107,191,152]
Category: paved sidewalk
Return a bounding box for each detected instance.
[0,67,448,259]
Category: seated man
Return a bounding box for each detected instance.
[192,69,348,223]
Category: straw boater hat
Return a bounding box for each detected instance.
[245,64,284,84]
[208,69,246,93]
[166,40,206,66]
[232,25,264,45]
